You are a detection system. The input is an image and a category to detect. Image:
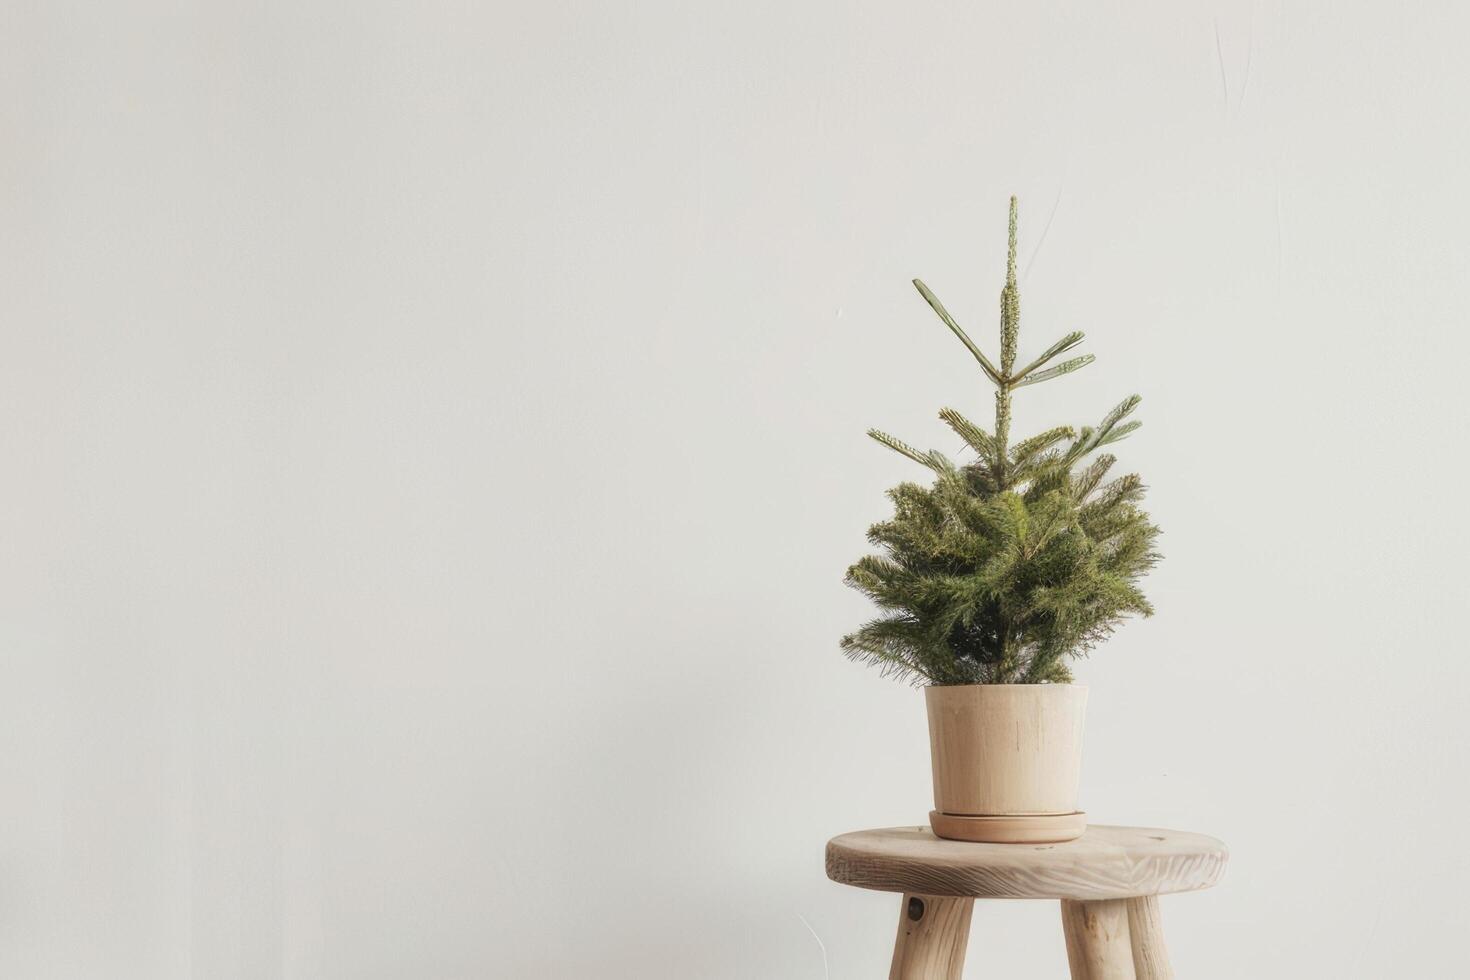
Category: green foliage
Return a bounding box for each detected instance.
[843,198,1160,685]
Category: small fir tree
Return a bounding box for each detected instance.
[843,198,1160,685]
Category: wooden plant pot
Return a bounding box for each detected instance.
[925,684,1088,844]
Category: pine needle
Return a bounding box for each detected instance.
[912,279,1004,387]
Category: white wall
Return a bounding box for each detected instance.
[3,1,1468,977]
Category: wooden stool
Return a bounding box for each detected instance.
[826,825,1227,979]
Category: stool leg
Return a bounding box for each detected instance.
[1061,898,1135,979]
[888,894,972,980]
[1125,895,1173,980]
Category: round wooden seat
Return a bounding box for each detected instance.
[827,824,1228,901]
[827,825,1229,979]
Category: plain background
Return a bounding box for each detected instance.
[4,1,1469,977]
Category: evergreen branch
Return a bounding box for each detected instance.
[1022,657,1075,684]
[938,407,998,460]
[1092,395,1142,442]
[845,554,919,600]
[923,450,956,475]
[840,626,929,685]
[867,429,932,467]
[912,279,1004,386]
[1096,420,1141,446]
[1013,331,1085,381]
[1010,449,1062,486]
[1068,396,1142,459]
[1023,492,1078,555]
[1000,196,1020,376]
[1082,474,1145,518]
[1012,353,1095,388]
[1009,425,1076,467]
[841,616,965,685]
[1072,454,1117,500]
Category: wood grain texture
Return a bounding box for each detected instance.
[826,825,1227,901]
[1062,899,1135,979]
[1125,894,1173,979]
[888,894,973,980]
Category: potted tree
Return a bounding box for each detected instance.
[843,198,1160,843]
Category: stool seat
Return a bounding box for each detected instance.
[826,824,1227,901]
[825,824,1228,979]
